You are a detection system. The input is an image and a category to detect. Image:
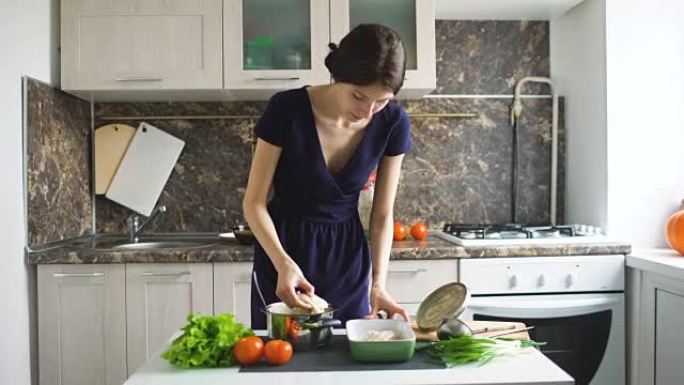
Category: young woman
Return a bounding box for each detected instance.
[244,24,412,328]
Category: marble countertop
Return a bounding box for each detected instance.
[27,233,632,264]
[627,248,684,280]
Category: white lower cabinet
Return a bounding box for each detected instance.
[38,264,127,385]
[37,259,456,382]
[386,259,459,315]
[655,289,684,385]
[213,262,253,326]
[125,263,213,375]
[629,267,684,385]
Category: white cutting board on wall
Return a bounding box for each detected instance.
[106,122,185,216]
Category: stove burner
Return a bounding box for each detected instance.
[443,224,577,239]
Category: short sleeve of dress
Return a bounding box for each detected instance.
[384,108,412,156]
[254,93,288,147]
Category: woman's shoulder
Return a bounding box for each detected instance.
[379,101,409,127]
[268,87,308,108]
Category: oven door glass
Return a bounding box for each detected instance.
[473,310,611,385]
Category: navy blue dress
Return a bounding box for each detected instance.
[250,87,411,328]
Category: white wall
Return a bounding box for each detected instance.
[550,0,608,230]
[552,0,684,248]
[0,1,59,384]
[605,0,684,248]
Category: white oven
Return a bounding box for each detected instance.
[459,255,625,385]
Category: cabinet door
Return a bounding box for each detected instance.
[125,263,213,375]
[214,263,253,326]
[655,289,684,385]
[330,0,436,98]
[224,0,330,95]
[386,260,458,315]
[61,0,222,90]
[38,264,126,385]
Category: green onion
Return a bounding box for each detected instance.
[417,335,545,367]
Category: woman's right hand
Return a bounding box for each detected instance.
[275,261,315,310]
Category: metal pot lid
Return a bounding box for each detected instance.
[415,282,470,331]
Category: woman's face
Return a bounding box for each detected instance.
[339,83,395,123]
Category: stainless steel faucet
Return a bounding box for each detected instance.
[127,205,167,242]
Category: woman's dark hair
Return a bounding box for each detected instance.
[325,24,406,95]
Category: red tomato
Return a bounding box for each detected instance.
[264,340,293,365]
[393,222,408,241]
[410,222,429,240]
[234,336,264,366]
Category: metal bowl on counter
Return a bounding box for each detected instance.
[232,225,255,245]
[265,302,341,351]
[219,225,256,245]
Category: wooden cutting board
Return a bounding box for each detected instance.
[94,124,136,194]
[412,320,529,341]
[105,122,184,216]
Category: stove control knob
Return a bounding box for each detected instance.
[537,274,545,287]
[565,273,575,288]
[508,274,518,289]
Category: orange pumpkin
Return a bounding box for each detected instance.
[666,210,684,255]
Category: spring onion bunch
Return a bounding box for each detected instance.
[418,335,545,367]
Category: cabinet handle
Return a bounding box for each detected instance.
[52,273,105,278]
[253,77,300,81]
[115,77,163,82]
[234,275,252,284]
[388,268,427,274]
[139,271,191,277]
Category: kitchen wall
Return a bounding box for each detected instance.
[25,78,92,246]
[93,20,563,232]
[551,0,607,232]
[552,0,684,247]
[1,1,60,384]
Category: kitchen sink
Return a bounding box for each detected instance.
[73,234,226,251]
[94,241,215,251]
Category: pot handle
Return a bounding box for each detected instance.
[302,319,342,330]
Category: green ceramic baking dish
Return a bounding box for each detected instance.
[346,319,416,363]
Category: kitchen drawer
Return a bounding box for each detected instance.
[386,260,459,304]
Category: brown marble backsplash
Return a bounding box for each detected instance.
[93,102,259,233]
[92,20,562,232]
[395,97,564,226]
[434,20,550,95]
[25,78,92,246]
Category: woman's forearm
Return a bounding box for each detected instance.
[369,212,394,290]
[243,201,295,273]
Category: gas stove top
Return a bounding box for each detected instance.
[437,223,608,246]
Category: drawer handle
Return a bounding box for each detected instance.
[115,77,163,82]
[388,268,427,274]
[53,273,105,278]
[139,271,191,277]
[253,77,300,81]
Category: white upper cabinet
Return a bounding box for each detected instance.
[61,0,223,91]
[330,0,436,98]
[435,0,585,20]
[224,0,331,98]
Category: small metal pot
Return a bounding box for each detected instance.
[265,303,341,351]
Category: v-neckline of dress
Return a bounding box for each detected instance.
[303,87,374,182]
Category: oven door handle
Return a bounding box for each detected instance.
[468,296,620,318]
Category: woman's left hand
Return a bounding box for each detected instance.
[366,285,411,322]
